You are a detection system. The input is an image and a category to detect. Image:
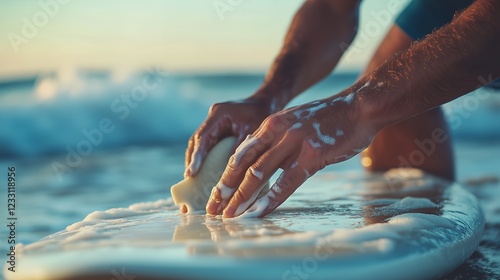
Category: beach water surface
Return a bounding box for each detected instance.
[0,71,499,279]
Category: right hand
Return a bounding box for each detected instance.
[205,94,376,218]
[184,96,276,178]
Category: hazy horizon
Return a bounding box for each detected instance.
[0,0,409,79]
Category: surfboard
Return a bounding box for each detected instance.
[3,168,484,280]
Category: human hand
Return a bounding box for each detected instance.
[185,96,276,179]
[206,93,377,218]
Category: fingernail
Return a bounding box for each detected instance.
[216,200,228,214]
[180,204,188,214]
[206,187,221,215]
[191,160,201,175]
[189,153,202,175]
[210,183,237,216]
[206,201,217,215]
[223,203,236,218]
[184,168,191,178]
[227,155,236,167]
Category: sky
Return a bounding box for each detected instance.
[0,0,409,79]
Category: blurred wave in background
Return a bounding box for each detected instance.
[1,69,500,159]
[1,0,499,160]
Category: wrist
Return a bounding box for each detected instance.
[248,83,292,113]
[329,79,385,134]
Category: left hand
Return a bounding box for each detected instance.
[206,93,377,218]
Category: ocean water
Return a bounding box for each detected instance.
[0,69,499,279]
[3,170,486,280]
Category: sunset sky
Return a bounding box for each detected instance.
[0,0,408,79]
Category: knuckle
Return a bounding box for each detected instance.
[208,103,218,114]
[285,126,301,138]
[264,115,283,131]
[233,188,251,204]
[208,103,223,114]
[195,125,214,143]
[259,129,275,145]
[244,165,261,182]
[281,170,305,188]
[188,136,195,145]
[230,154,252,171]
[226,155,241,171]
[279,111,297,126]
[193,127,205,140]
[277,174,294,190]
[223,171,245,188]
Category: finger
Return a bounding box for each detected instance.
[206,134,268,215]
[222,141,294,218]
[238,163,311,218]
[186,138,206,178]
[230,124,252,156]
[187,121,228,177]
[184,136,195,177]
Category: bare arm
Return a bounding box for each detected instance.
[208,0,500,218]
[357,0,500,130]
[252,0,361,111]
[185,0,360,177]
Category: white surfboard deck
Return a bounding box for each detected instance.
[4,168,484,280]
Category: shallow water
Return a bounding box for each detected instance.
[1,141,499,279]
[0,72,499,279]
[2,168,486,280]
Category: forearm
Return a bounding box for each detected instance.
[351,0,500,130]
[252,0,360,111]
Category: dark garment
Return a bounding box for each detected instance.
[395,0,474,40]
[395,0,500,88]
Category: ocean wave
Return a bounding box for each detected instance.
[1,69,499,158]
[0,68,211,157]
